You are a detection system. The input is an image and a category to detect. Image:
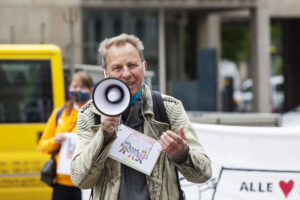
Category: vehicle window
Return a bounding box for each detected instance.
[0,60,53,123]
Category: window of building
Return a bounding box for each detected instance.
[83,9,159,89]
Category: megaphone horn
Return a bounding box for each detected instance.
[92,78,131,117]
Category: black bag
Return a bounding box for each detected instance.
[40,108,64,187]
[41,152,58,187]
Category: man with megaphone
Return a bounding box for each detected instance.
[70,34,212,200]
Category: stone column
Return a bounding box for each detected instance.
[197,13,220,50]
[159,9,166,94]
[196,13,221,110]
[250,7,271,112]
[178,12,187,81]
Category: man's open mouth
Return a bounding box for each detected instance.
[126,82,135,86]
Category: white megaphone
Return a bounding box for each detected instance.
[92,78,131,117]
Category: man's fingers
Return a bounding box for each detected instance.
[159,129,187,160]
[160,132,182,150]
[102,120,118,127]
[101,121,118,130]
[100,115,120,134]
[159,137,168,150]
[101,119,119,135]
[159,136,175,157]
[102,115,120,123]
[165,131,184,146]
[178,126,186,140]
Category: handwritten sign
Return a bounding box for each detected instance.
[108,124,162,175]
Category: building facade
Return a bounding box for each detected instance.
[1,0,300,112]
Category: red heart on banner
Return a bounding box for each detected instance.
[279,180,294,198]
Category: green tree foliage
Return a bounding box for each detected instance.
[222,23,283,76]
[222,25,250,65]
[270,23,283,75]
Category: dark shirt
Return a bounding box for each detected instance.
[118,101,150,200]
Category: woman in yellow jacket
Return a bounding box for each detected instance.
[39,71,93,200]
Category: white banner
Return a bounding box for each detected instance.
[181,123,300,200]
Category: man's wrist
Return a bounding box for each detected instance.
[174,145,190,164]
[102,128,117,144]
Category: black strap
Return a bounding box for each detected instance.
[151,90,184,200]
[52,107,64,162]
[55,107,64,125]
[151,90,170,127]
[51,149,59,157]
[94,113,101,125]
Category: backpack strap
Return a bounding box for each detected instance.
[151,90,185,200]
[94,113,101,125]
[55,107,64,125]
[151,90,170,127]
[50,107,64,169]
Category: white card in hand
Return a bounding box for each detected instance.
[108,124,162,176]
[57,133,77,175]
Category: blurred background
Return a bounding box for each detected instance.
[1,0,300,199]
[2,0,300,114]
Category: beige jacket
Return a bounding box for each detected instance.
[70,85,212,200]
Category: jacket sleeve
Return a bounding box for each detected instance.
[165,99,212,183]
[38,108,60,154]
[70,109,116,189]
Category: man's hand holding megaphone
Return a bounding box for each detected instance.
[100,115,120,136]
[92,78,131,136]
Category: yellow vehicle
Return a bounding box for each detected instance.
[0,44,65,200]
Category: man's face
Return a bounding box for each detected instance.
[103,43,146,96]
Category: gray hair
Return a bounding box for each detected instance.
[98,33,145,69]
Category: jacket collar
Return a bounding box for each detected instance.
[140,84,154,118]
[91,101,101,115]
